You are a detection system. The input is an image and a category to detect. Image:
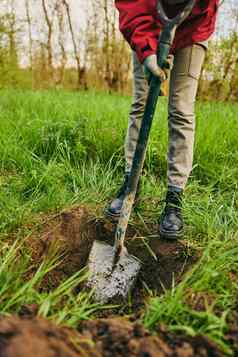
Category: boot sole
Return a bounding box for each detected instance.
[159,226,183,240]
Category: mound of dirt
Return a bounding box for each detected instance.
[81,318,222,357]
[0,316,91,357]
[0,316,222,357]
[27,207,97,289]
[27,206,197,306]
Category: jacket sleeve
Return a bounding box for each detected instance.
[115,0,161,63]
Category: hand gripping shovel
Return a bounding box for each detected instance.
[87,0,196,303]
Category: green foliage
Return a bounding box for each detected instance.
[144,237,238,354]
[0,237,102,326]
[0,90,237,353]
[0,89,237,230]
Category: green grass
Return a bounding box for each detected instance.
[0,236,102,325]
[0,89,237,354]
[144,236,238,353]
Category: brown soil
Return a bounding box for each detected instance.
[185,289,216,312]
[0,316,87,357]
[4,206,234,356]
[27,206,197,308]
[0,316,222,357]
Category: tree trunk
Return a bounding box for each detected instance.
[62,0,85,89]
[41,0,54,81]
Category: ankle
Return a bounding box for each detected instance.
[168,185,183,193]
[165,189,183,211]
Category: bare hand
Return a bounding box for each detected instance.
[143,54,174,83]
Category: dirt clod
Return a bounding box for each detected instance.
[0,316,222,357]
[0,316,94,357]
[80,318,222,357]
[28,207,97,289]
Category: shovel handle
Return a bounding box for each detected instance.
[114,0,195,252]
[157,0,196,27]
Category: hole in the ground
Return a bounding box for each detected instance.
[27,206,197,310]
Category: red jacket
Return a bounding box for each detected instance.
[115,0,219,63]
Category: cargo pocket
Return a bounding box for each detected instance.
[188,44,206,80]
[172,44,206,81]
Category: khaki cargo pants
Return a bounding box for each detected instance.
[125,44,206,190]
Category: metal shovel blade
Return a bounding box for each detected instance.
[87,240,141,303]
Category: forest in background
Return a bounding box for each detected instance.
[0,0,237,101]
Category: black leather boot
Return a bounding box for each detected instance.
[105,174,140,219]
[159,190,183,240]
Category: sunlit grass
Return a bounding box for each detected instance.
[0,89,237,353]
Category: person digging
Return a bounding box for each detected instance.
[105,0,219,240]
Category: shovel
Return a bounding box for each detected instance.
[87,0,196,303]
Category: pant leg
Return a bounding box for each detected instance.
[125,51,148,173]
[168,44,206,190]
